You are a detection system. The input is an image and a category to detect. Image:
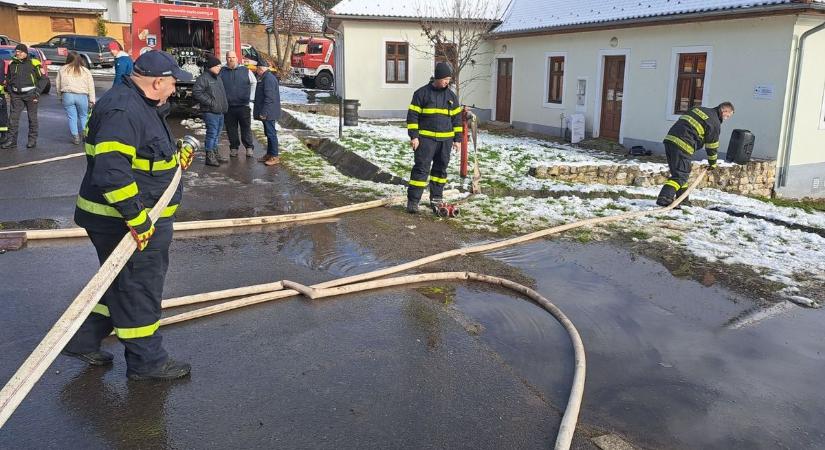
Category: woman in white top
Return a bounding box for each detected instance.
[56,52,95,144]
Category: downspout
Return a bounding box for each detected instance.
[777,19,825,188]
[323,17,344,139]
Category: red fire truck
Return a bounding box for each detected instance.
[291,37,334,90]
[130,1,242,111]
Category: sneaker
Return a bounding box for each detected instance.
[229,148,239,157]
[263,155,280,166]
[26,141,36,149]
[71,135,80,145]
[61,349,114,366]
[0,140,14,149]
[216,152,229,163]
[128,359,191,381]
[205,151,220,167]
[245,148,254,157]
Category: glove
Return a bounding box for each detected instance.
[178,140,194,170]
[127,214,155,251]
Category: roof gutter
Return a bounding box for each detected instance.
[327,14,500,25]
[491,3,820,38]
[777,18,825,188]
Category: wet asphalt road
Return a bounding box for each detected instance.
[2,76,825,449]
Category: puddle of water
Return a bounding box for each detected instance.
[451,240,825,449]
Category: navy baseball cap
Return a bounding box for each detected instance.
[133,50,193,82]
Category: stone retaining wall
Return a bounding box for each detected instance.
[530,161,776,197]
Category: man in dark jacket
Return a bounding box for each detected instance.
[109,41,133,86]
[656,102,735,206]
[1,44,42,149]
[0,65,7,143]
[193,55,229,166]
[220,50,256,158]
[405,62,463,214]
[253,59,281,166]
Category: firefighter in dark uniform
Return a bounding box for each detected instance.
[1,44,42,149]
[61,51,196,381]
[406,62,463,213]
[656,101,735,206]
[0,61,8,142]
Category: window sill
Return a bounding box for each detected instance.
[542,102,565,109]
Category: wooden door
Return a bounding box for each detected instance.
[599,55,625,140]
[495,58,513,122]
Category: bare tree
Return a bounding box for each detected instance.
[414,0,507,100]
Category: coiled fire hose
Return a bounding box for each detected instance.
[0,162,708,448]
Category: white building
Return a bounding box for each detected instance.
[328,0,825,198]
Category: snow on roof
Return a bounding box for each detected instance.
[496,0,819,34]
[0,0,106,10]
[330,0,511,21]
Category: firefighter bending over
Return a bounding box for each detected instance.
[406,62,463,214]
[656,101,735,207]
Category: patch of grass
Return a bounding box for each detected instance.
[628,230,651,240]
[603,203,629,211]
[754,196,825,214]
[574,229,593,243]
[667,234,683,242]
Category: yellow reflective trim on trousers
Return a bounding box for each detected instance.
[706,141,720,149]
[708,153,718,161]
[449,107,462,116]
[115,321,160,339]
[407,123,419,130]
[452,126,463,133]
[92,304,110,317]
[76,196,179,219]
[0,127,7,132]
[419,129,455,138]
[429,175,447,184]
[103,181,139,204]
[421,108,449,115]
[126,209,148,227]
[691,108,709,120]
[408,104,422,113]
[679,115,705,139]
[664,179,681,190]
[93,141,136,160]
[664,135,695,155]
[408,179,428,187]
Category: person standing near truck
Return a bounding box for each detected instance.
[193,55,229,166]
[220,50,256,158]
[253,59,281,166]
[110,41,133,86]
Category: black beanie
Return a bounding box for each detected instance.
[206,55,222,69]
[15,43,27,53]
[434,62,452,79]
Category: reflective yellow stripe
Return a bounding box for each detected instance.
[93,141,136,160]
[408,179,428,187]
[77,196,179,219]
[92,304,110,317]
[664,135,695,155]
[407,123,419,130]
[115,321,160,339]
[691,108,709,120]
[679,115,705,139]
[664,179,681,190]
[429,175,447,184]
[452,126,463,133]
[419,130,456,138]
[103,181,138,204]
[449,107,462,116]
[126,209,148,227]
[706,141,720,149]
[408,104,422,113]
[132,157,178,172]
[421,108,449,115]
[708,153,718,161]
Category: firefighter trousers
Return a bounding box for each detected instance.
[408,137,452,204]
[65,220,173,374]
[657,141,693,205]
[0,95,8,135]
[8,92,38,145]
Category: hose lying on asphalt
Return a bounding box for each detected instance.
[0,152,85,172]
[0,168,707,449]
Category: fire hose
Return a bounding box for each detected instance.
[0,158,708,448]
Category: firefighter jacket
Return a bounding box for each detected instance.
[407,83,463,143]
[5,56,42,95]
[664,106,722,163]
[75,77,183,233]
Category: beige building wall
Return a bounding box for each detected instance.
[493,15,797,162]
[0,5,21,41]
[17,12,100,45]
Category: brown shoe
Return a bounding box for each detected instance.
[263,155,280,166]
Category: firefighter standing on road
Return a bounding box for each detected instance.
[406,62,463,214]
[62,51,196,381]
[0,64,8,142]
[1,44,42,149]
[656,101,735,207]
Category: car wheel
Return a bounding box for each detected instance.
[315,72,333,90]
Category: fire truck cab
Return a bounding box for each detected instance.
[291,37,334,90]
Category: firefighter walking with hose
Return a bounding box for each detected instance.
[405,62,463,214]
[62,51,196,381]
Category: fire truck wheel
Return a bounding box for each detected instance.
[301,78,316,89]
[315,72,333,90]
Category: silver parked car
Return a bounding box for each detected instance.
[32,34,117,68]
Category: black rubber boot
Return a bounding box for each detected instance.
[674,188,691,208]
[205,150,220,167]
[128,359,191,381]
[656,184,677,207]
[61,349,115,366]
[406,200,419,214]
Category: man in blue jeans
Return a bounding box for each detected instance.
[253,59,281,166]
[193,55,228,166]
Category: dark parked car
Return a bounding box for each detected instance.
[32,35,116,68]
[0,35,21,46]
[0,46,52,94]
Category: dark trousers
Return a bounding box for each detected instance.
[66,221,173,375]
[262,120,278,156]
[8,91,38,144]
[0,95,8,134]
[224,105,254,150]
[407,137,452,203]
[664,141,693,188]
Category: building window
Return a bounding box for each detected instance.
[674,53,706,114]
[547,56,564,104]
[51,17,75,33]
[386,42,408,84]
